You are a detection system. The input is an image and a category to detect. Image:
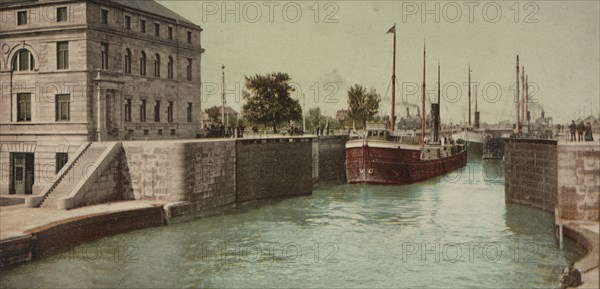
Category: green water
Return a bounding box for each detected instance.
[0,159,584,289]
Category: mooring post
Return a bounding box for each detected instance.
[555,207,564,249]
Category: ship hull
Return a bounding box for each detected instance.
[345,141,467,185]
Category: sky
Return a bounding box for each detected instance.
[158,0,600,125]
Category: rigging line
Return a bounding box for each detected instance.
[380,79,393,116]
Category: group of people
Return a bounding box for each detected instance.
[287,124,303,136]
[203,123,245,138]
[568,121,594,142]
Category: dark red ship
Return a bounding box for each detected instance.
[345,25,467,185]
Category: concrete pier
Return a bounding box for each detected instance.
[505,138,599,289]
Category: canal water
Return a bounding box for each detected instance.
[1,158,584,288]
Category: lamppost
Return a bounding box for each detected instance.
[221,65,226,127]
[302,93,306,133]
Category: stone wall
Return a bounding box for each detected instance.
[9,136,340,215]
[505,139,600,222]
[504,139,558,211]
[557,144,600,221]
[122,140,235,204]
[236,138,313,203]
[317,135,348,183]
[122,137,316,216]
[30,206,163,265]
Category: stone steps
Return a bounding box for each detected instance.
[40,145,108,208]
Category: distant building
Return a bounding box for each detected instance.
[336,109,349,122]
[221,106,239,120]
[0,0,204,195]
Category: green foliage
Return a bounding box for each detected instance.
[242,72,302,132]
[306,107,323,131]
[204,106,221,123]
[347,84,381,128]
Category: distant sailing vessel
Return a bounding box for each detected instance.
[451,67,487,153]
[345,26,467,185]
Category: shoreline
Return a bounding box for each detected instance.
[0,200,168,268]
[562,221,600,289]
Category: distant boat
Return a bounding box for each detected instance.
[451,67,486,153]
[451,126,486,153]
[345,28,466,185]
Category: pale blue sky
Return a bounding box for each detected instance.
[158,0,599,125]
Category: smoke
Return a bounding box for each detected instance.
[320,69,346,88]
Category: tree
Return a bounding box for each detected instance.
[347,84,381,128]
[242,72,302,133]
[204,106,221,123]
[307,107,323,132]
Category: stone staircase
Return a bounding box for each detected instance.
[39,144,109,208]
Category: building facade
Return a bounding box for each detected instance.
[0,0,204,195]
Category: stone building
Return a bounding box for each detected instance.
[0,0,204,195]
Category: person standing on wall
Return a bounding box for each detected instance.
[576,121,585,141]
[584,122,594,141]
[569,121,577,141]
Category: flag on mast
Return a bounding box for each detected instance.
[387,24,396,34]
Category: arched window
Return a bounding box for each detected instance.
[124,48,132,74]
[154,53,160,77]
[12,49,35,71]
[167,56,173,79]
[140,51,146,76]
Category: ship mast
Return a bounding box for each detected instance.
[516,55,520,134]
[468,65,471,126]
[435,61,440,143]
[521,66,525,127]
[525,75,529,124]
[421,43,426,148]
[387,24,397,131]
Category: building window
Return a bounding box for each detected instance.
[125,15,131,30]
[140,51,146,75]
[187,31,192,43]
[170,129,176,136]
[186,58,192,81]
[101,43,109,69]
[57,41,69,70]
[57,7,67,22]
[154,100,160,122]
[154,54,160,77]
[187,102,192,122]
[124,99,132,122]
[55,94,70,121]
[17,93,31,122]
[167,101,173,122]
[17,11,27,25]
[55,153,68,174]
[12,49,35,71]
[143,129,149,136]
[167,56,174,79]
[168,27,173,39]
[124,48,131,74]
[154,23,160,37]
[140,100,147,122]
[140,19,146,33]
[158,129,163,136]
[101,9,108,25]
